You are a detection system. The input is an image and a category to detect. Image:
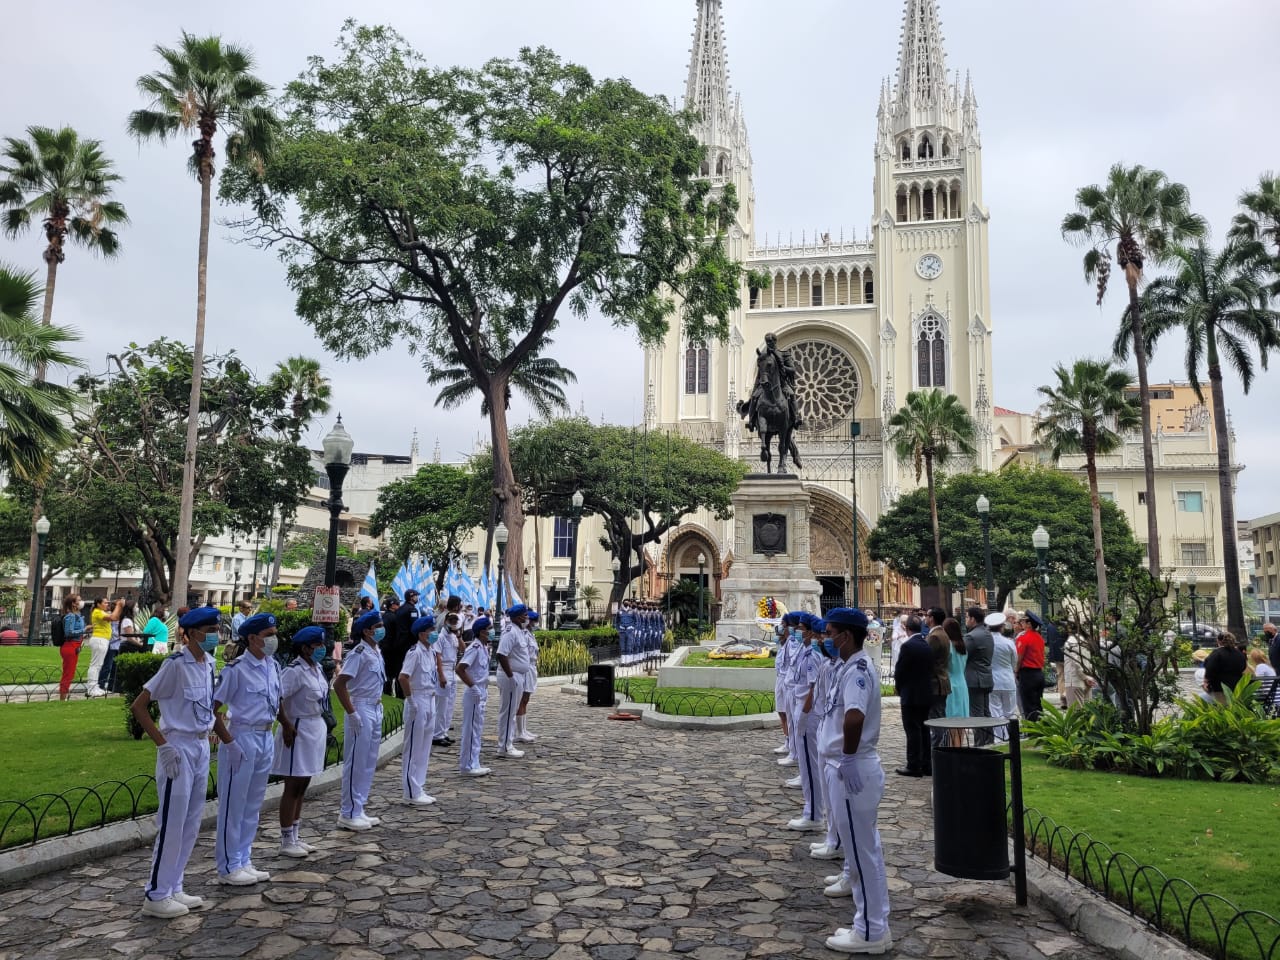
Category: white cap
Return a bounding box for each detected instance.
[984,611,1007,628]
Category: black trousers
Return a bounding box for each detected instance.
[969,687,992,745]
[1018,669,1045,721]
[901,703,931,773]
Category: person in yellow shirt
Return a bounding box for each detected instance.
[86,597,123,698]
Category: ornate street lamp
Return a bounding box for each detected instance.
[495,521,509,647]
[954,561,967,621]
[976,494,995,610]
[1188,571,1199,641]
[697,552,707,626]
[321,418,354,665]
[563,490,585,630]
[1032,525,1050,627]
[850,420,861,607]
[874,578,883,622]
[28,515,50,642]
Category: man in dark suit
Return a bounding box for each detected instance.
[893,615,933,776]
[924,607,952,746]
[963,606,995,745]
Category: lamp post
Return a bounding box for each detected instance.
[321,417,354,663]
[874,578,883,622]
[28,515,50,643]
[611,556,621,612]
[697,552,707,626]
[977,494,995,610]
[563,490,584,630]
[850,420,861,607]
[1188,571,1199,640]
[1032,525,1050,627]
[495,521,508,646]
[954,561,967,622]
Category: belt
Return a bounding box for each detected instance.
[162,730,212,741]
[231,723,274,732]
[352,698,382,706]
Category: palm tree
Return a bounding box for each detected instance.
[1121,240,1280,638]
[1034,359,1139,609]
[425,335,577,419]
[128,33,278,606]
[1229,173,1280,289]
[887,391,976,592]
[1062,164,1206,574]
[0,264,79,481]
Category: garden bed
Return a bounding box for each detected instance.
[615,677,774,717]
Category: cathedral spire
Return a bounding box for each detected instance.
[686,0,731,128]
[893,0,948,112]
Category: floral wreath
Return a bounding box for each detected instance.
[755,596,787,626]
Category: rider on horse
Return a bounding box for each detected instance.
[746,333,803,432]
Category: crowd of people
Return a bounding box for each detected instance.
[129,595,545,920]
[51,595,168,700]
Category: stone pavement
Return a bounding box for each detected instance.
[0,690,1111,960]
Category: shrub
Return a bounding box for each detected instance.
[535,627,618,648]
[115,653,165,740]
[536,638,592,676]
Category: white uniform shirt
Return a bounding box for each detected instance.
[144,647,216,737]
[437,630,460,682]
[339,641,386,702]
[787,639,814,688]
[817,657,851,759]
[280,659,327,720]
[775,633,793,674]
[497,627,531,673]
[402,642,443,700]
[840,649,882,759]
[213,652,281,726]
[991,634,1018,691]
[522,628,539,668]
[460,638,491,688]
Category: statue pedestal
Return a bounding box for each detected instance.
[715,474,822,644]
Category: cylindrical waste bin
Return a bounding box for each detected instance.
[931,745,1009,880]
[586,664,615,707]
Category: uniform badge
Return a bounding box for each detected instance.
[856,677,866,688]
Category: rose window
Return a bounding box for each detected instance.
[787,340,860,429]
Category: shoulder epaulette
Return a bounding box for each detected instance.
[165,651,184,661]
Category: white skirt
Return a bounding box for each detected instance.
[522,667,538,695]
[271,715,327,778]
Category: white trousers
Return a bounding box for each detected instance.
[340,701,383,819]
[215,728,273,875]
[830,756,891,942]
[990,689,1018,740]
[85,636,108,694]
[795,706,824,821]
[458,686,487,771]
[401,695,436,799]
[821,761,847,875]
[495,672,521,750]
[433,681,457,738]
[144,736,209,902]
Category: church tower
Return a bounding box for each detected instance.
[873,0,994,476]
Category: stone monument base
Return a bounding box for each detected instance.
[715,474,822,644]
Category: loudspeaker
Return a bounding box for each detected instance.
[586,663,615,707]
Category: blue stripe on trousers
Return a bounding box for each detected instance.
[146,778,174,898]
[802,731,817,819]
[844,797,870,941]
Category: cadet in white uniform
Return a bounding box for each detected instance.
[787,613,825,832]
[131,606,228,919]
[809,626,846,863]
[456,615,492,776]
[398,614,445,804]
[822,607,892,955]
[212,613,283,885]
[334,610,386,831]
[773,622,794,756]
[272,626,329,858]
[433,599,463,745]
[495,604,532,758]
[517,610,540,743]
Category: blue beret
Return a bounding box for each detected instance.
[471,616,492,633]
[528,610,540,622]
[179,606,220,629]
[411,614,436,635]
[505,603,529,618]
[237,613,277,638]
[782,612,800,626]
[292,625,326,647]
[825,607,869,629]
[354,610,383,635]
[811,618,827,633]
[800,612,818,628]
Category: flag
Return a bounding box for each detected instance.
[504,573,523,608]
[359,562,378,603]
[391,563,414,602]
[418,559,437,610]
[455,564,478,607]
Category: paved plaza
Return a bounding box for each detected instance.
[0,689,1112,960]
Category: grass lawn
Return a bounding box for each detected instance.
[617,676,775,716]
[0,693,398,848]
[1016,749,1280,956]
[0,644,79,681]
[682,649,775,668]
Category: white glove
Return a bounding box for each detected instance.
[837,754,864,794]
[157,743,184,780]
[221,738,247,772]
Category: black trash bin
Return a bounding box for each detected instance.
[931,745,1009,880]
[586,664,615,707]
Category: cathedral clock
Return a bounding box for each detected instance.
[916,254,943,280]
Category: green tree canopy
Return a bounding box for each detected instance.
[867,466,1143,611]
[369,464,488,581]
[0,480,139,588]
[225,22,747,592]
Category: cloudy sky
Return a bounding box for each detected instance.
[3,0,1279,517]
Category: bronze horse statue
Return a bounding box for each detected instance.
[738,348,802,474]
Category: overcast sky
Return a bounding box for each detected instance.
[3,0,1279,518]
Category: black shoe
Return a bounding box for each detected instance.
[895,767,923,778]
[432,738,449,747]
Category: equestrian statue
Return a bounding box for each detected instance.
[737,332,803,474]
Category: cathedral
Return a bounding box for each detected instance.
[643,0,994,610]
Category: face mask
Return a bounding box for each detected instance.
[263,635,279,657]
[427,632,438,645]
[198,635,217,654]
[310,646,326,664]
[371,627,386,643]
[822,639,837,657]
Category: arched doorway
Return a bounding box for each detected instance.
[659,525,722,614]
[806,486,912,615]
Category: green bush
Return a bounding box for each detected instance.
[536,638,592,676]
[535,627,618,648]
[115,653,165,740]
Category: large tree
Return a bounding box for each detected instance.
[61,339,318,603]
[1229,172,1280,290]
[127,33,279,610]
[425,330,577,420]
[867,466,1143,611]
[887,390,976,590]
[1035,359,1139,610]
[226,24,746,588]
[1122,240,1280,638]
[1061,164,1206,574]
[369,464,488,582]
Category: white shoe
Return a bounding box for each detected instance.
[88,689,107,698]
[825,874,843,886]
[810,844,842,860]
[243,865,270,881]
[363,815,381,826]
[216,868,259,886]
[462,767,491,777]
[516,732,538,743]
[777,756,797,767]
[772,744,790,755]
[498,747,525,759]
[337,816,372,832]
[786,817,824,832]
[824,876,853,897]
[785,776,802,788]
[403,794,436,806]
[280,843,310,859]
[141,896,189,919]
[298,840,316,853]
[825,929,892,954]
[170,891,203,909]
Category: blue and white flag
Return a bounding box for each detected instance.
[359,562,378,603]
[418,559,437,610]
[455,564,478,607]
[504,573,523,608]
[391,563,414,603]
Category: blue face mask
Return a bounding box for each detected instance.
[427,632,439,645]
[822,639,837,657]
[310,646,326,664]
[199,635,218,654]
[371,627,386,643]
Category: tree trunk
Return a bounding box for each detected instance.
[486,373,524,594]
[925,453,944,589]
[269,516,288,588]
[1207,342,1246,637]
[171,164,214,609]
[1126,267,1161,575]
[1083,436,1108,609]
[532,493,542,612]
[24,256,60,629]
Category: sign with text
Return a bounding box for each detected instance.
[311,586,341,624]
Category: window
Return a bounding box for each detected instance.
[1271,575,1278,595]
[917,134,934,159]
[1267,529,1274,542]
[1176,490,1204,513]
[863,276,874,304]
[812,283,823,307]
[1267,551,1275,567]
[916,312,946,388]
[1099,491,1115,503]
[684,345,709,394]
[552,517,573,559]
[1137,492,1146,505]
[1181,542,1207,565]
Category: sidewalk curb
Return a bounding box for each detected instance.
[0,729,404,890]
